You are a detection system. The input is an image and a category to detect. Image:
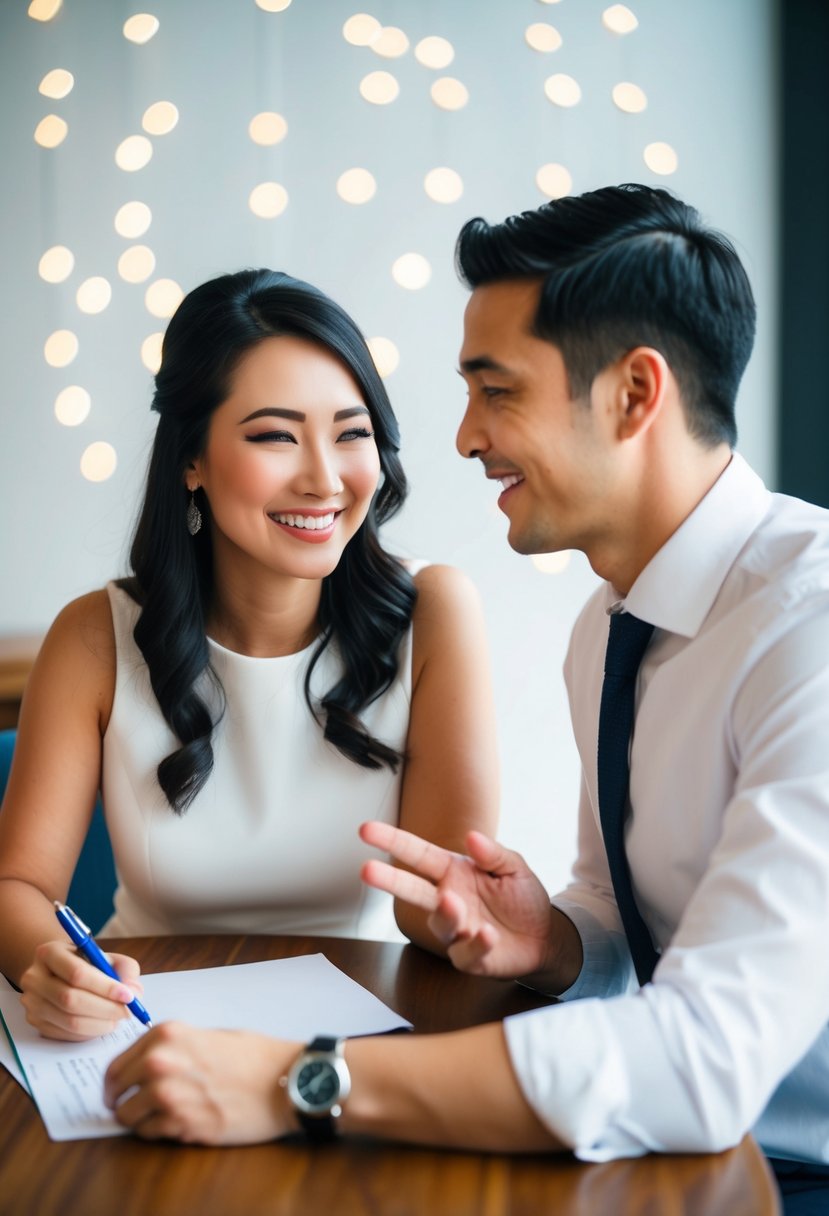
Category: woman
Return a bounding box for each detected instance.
[0,269,498,1041]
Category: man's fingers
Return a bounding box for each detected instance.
[428,888,469,946]
[447,923,500,975]
[360,821,454,882]
[361,859,439,912]
[466,830,523,877]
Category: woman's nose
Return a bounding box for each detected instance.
[298,444,344,498]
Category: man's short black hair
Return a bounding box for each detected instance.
[455,184,756,447]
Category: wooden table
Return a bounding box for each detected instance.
[0,633,42,730]
[0,934,780,1216]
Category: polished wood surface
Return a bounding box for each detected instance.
[0,632,42,729]
[0,934,780,1216]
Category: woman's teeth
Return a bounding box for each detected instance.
[500,474,523,490]
[272,511,336,530]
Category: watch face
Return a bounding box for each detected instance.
[296,1060,339,1109]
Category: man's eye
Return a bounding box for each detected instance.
[245,431,297,443]
[482,386,506,399]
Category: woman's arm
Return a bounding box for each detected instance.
[0,590,142,1038]
[394,565,500,953]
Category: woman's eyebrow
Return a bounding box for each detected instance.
[239,407,305,424]
[238,405,370,425]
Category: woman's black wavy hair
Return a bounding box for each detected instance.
[121,268,416,813]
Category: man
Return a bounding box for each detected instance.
[105,185,829,1212]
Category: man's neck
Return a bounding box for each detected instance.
[590,443,733,597]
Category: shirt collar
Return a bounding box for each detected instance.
[607,452,772,638]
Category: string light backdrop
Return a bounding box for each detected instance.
[1,0,776,892]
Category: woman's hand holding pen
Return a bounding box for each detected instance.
[20,940,145,1042]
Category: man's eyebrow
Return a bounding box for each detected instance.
[458,356,513,375]
[238,405,370,424]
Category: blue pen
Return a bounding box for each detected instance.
[53,901,153,1028]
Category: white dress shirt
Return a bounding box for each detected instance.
[504,453,829,1162]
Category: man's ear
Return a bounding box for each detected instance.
[615,347,669,440]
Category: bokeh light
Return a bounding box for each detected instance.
[76,277,112,315]
[525,23,562,52]
[531,551,572,574]
[248,112,288,145]
[536,163,573,198]
[431,77,469,110]
[44,330,78,368]
[424,167,463,204]
[123,13,159,43]
[372,26,409,58]
[141,333,164,373]
[34,115,68,148]
[249,182,289,218]
[145,279,184,318]
[39,69,74,99]
[118,245,156,283]
[255,0,292,10]
[544,74,582,107]
[602,5,639,34]
[39,245,74,283]
[415,36,454,69]
[359,71,399,104]
[28,0,62,20]
[54,386,91,427]
[336,168,377,204]
[343,13,381,46]
[392,253,431,290]
[115,201,152,238]
[367,336,399,378]
[612,82,647,113]
[644,142,678,174]
[80,442,117,483]
[115,135,153,171]
[142,101,179,136]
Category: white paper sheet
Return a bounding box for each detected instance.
[0,953,410,1141]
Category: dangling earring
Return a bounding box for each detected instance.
[186,490,202,536]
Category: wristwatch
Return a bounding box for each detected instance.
[281,1035,351,1142]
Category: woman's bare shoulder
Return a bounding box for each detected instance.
[47,588,116,660]
[411,562,483,620]
[27,588,118,729]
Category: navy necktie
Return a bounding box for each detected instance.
[597,611,659,985]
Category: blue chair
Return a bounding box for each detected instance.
[0,729,117,933]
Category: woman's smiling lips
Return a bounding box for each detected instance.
[267,508,342,544]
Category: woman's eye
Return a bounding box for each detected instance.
[337,427,374,442]
[245,430,297,444]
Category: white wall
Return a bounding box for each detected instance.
[0,0,777,894]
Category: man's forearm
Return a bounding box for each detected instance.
[339,1022,565,1153]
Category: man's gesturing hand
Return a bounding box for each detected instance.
[359,822,556,980]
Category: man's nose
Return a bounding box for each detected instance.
[456,398,488,460]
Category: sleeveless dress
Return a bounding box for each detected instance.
[100,581,416,941]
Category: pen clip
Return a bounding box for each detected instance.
[54,901,92,938]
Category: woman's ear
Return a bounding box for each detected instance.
[615,346,668,440]
[183,463,200,494]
